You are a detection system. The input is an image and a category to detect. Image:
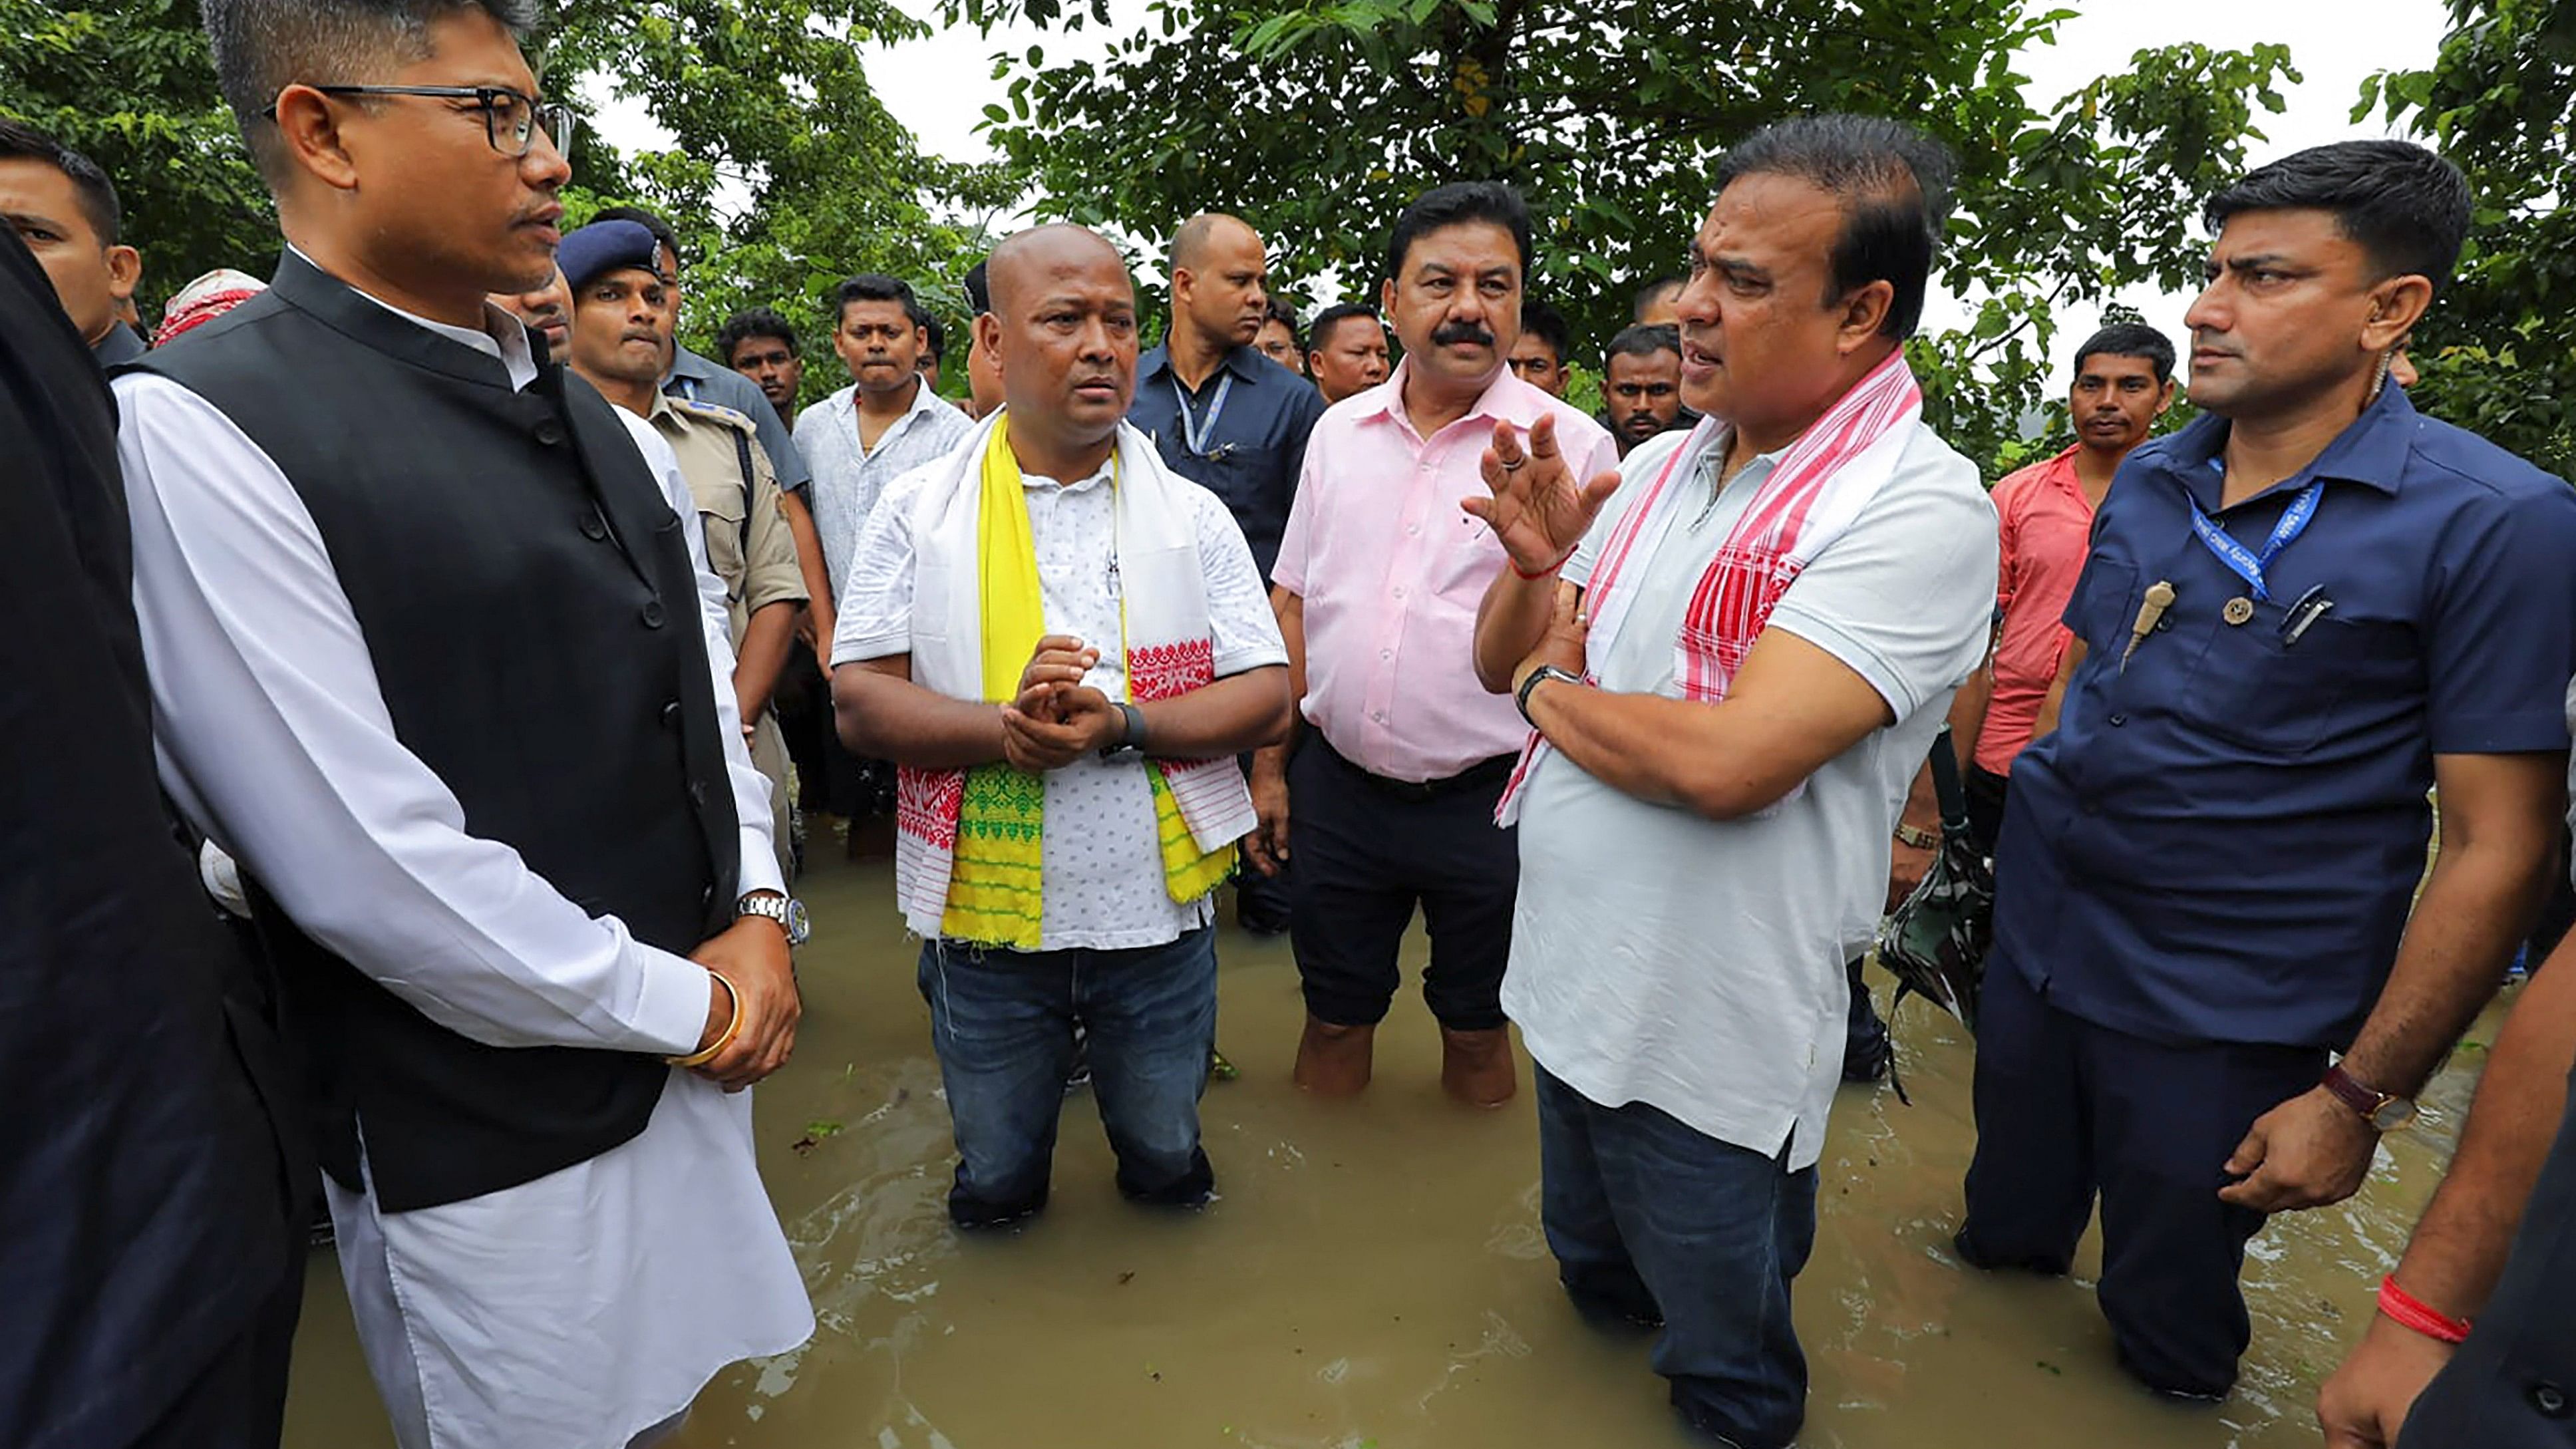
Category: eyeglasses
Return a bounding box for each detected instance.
[264,84,574,158]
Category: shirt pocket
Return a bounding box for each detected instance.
[2062,553,2140,651]
[2181,606,2399,755]
[695,489,748,603]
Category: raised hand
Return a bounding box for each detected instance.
[1462,412,1622,577]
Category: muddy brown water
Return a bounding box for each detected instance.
[280,849,2504,1449]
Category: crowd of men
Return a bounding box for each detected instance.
[11,2,2576,1449]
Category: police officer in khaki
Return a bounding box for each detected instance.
[558,220,808,876]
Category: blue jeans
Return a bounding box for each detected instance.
[1535,1066,1818,1448]
[917,927,1218,1227]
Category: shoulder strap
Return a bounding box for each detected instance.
[1927,723,1967,829]
[728,428,756,555]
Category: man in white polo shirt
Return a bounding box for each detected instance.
[1468,115,1997,1446]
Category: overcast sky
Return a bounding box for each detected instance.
[596,0,2455,347]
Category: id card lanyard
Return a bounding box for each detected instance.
[1170,371,1233,458]
[2186,476,2321,604]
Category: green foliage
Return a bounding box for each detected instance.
[1,0,1005,406]
[2363,0,2576,478]
[947,0,2296,473]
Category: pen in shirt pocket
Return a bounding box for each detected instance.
[2281,585,2334,645]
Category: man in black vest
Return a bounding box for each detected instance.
[0,226,304,1449]
[114,3,813,1445]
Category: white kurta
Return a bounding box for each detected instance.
[113,292,814,1449]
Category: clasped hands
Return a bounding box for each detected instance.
[1461,413,1622,695]
[1003,633,1122,774]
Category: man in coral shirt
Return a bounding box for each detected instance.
[1889,323,2174,876]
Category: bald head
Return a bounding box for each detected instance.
[986,223,1130,318]
[1169,213,1271,355]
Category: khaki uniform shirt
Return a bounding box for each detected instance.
[649,394,808,645]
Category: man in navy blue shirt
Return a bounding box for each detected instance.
[1957,140,2576,1404]
[1130,212,1327,933]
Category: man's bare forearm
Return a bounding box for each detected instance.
[1897,673,1991,834]
[1141,665,1292,758]
[834,657,1005,768]
[1474,571,1568,694]
[780,490,835,643]
[732,600,798,721]
[1523,683,1778,820]
[2387,936,2576,1318]
[1255,589,1307,780]
[2342,792,2559,1096]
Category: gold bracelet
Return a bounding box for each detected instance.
[666,970,742,1068]
[1893,822,1940,850]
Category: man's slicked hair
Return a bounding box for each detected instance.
[1712,113,1956,341]
[2204,140,2472,293]
[203,0,536,186]
[0,118,121,245]
[1605,323,1681,365]
[1306,301,1380,355]
[1519,300,1571,363]
[1382,181,1531,287]
[833,273,926,331]
[1264,296,1304,353]
[2071,322,2175,385]
[716,305,798,364]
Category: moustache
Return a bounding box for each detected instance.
[1431,322,1495,348]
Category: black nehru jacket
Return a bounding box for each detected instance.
[135,251,743,1213]
[0,230,303,1449]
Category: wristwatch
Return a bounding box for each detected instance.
[1098,701,1148,760]
[1516,665,1583,727]
[736,890,810,947]
[1893,822,1941,850]
[2322,1062,2418,1133]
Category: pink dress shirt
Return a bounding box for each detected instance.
[1973,444,2096,776]
[1273,362,1620,783]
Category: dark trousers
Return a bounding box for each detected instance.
[130,1241,305,1449]
[1963,761,2010,864]
[1233,754,1290,931]
[1957,962,2324,1397]
[918,929,1218,1227]
[1286,735,1517,1031]
[769,639,832,812]
[1537,1066,1817,1448]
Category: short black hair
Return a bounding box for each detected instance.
[832,273,926,332]
[1712,113,1956,341]
[2204,140,2472,293]
[1306,301,1380,355]
[1263,296,1303,352]
[1383,181,1531,287]
[962,259,991,316]
[0,118,121,245]
[1605,323,1681,364]
[1631,275,1684,321]
[591,205,681,271]
[1519,301,1571,364]
[716,305,798,365]
[2070,323,2175,385]
[204,0,536,186]
[920,313,945,364]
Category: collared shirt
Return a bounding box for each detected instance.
[665,343,809,492]
[1995,385,2576,1050]
[112,289,808,1448]
[1273,361,1617,782]
[644,393,808,646]
[1505,422,1997,1168]
[794,377,975,601]
[1128,342,1327,581]
[1973,444,2094,776]
[91,319,146,367]
[832,454,1287,951]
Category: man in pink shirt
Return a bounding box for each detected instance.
[1891,323,2175,879]
[1251,182,1616,1106]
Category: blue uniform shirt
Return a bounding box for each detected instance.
[1993,383,2576,1049]
[1128,341,1325,581]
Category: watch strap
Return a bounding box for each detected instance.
[2322,1062,2398,1126]
[1516,665,1578,727]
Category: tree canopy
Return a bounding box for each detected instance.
[949,0,2297,468]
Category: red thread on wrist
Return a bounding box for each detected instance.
[1514,548,1576,581]
[2377,1275,2472,1345]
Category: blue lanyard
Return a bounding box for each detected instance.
[1171,371,1233,457]
[2185,474,2321,603]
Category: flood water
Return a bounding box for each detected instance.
[279,847,2503,1449]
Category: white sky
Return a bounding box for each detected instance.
[593,0,2454,349]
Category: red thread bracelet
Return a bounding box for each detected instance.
[2377,1275,2472,1345]
[1513,548,1576,581]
